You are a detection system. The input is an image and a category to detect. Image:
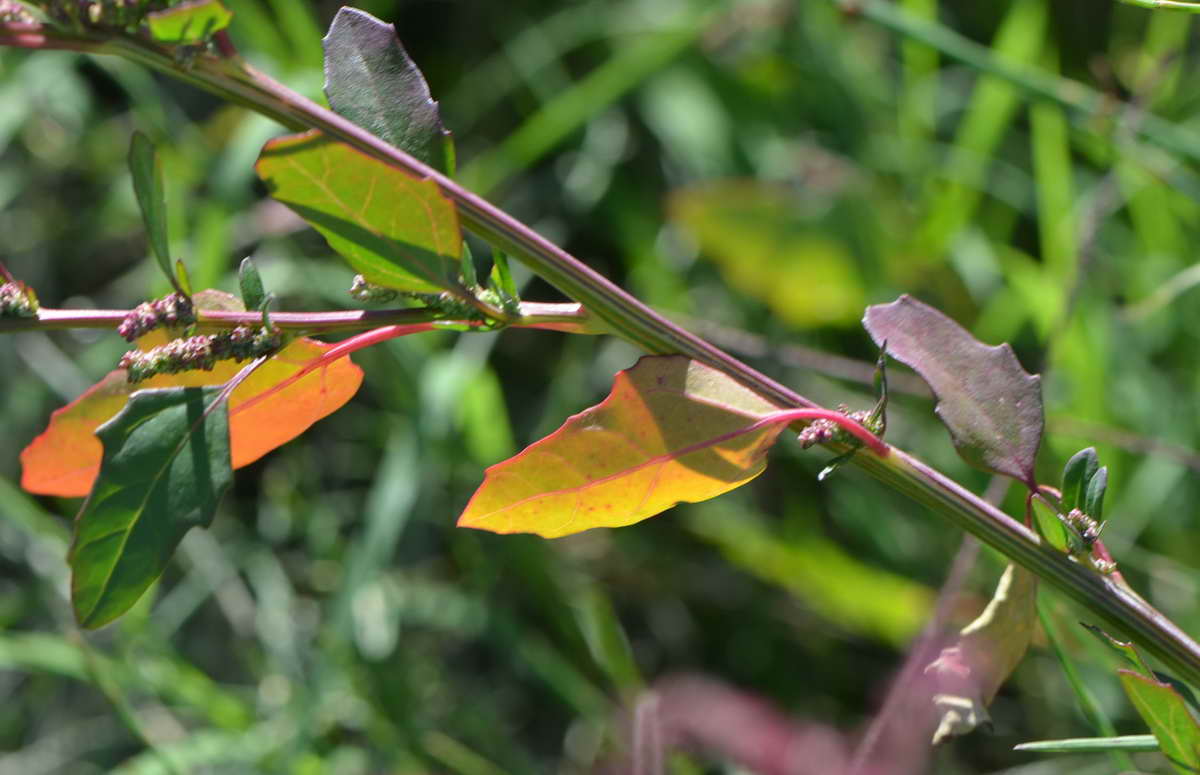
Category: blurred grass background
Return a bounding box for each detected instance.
[3,0,1200,771]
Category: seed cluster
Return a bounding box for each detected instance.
[119,325,283,383]
[28,0,170,30]
[797,405,874,449]
[0,281,39,318]
[0,1,34,22]
[118,292,195,341]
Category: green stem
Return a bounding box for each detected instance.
[4,20,1200,686]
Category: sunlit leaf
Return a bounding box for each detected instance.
[1119,670,1200,775]
[863,295,1044,487]
[323,7,452,172]
[146,0,233,44]
[925,564,1037,744]
[70,386,231,628]
[256,130,461,293]
[20,293,363,498]
[458,355,788,538]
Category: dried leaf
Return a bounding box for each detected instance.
[925,563,1037,744]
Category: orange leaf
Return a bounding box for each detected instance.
[21,336,362,498]
[458,355,792,538]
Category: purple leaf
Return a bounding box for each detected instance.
[322,7,452,172]
[863,295,1043,486]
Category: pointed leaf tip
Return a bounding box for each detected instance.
[323,7,452,172]
[863,295,1044,486]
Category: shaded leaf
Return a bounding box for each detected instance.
[458,355,788,538]
[146,0,233,44]
[128,132,175,291]
[1085,465,1109,520]
[925,564,1037,744]
[1119,670,1200,775]
[256,130,461,293]
[1061,446,1099,514]
[20,292,362,497]
[322,7,451,172]
[70,386,231,628]
[863,295,1044,486]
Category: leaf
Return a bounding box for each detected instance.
[458,355,788,538]
[1119,670,1200,775]
[1085,465,1108,520]
[1061,446,1099,514]
[20,293,363,498]
[128,132,175,291]
[1030,493,1069,552]
[238,257,265,311]
[322,7,452,173]
[863,295,1044,487]
[70,386,231,628]
[1081,623,1158,677]
[146,0,233,44]
[1014,735,1160,753]
[925,563,1038,744]
[256,130,461,293]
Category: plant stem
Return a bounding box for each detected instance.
[4,20,1200,686]
[0,302,595,335]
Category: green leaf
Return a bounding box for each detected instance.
[128,132,177,293]
[256,130,461,294]
[238,257,265,312]
[1119,670,1200,775]
[1061,447,1099,514]
[70,387,232,629]
[458,355,789,538]
[1030,494,1069,552]
[863,295,1044,487]
[174,259,193,297]
[1085,465,1109,521]
[146,0,234,44]
[1081,624,1157,677]
[322,7,452,173]
[488,248,519,312]
[1014,735,1159,753]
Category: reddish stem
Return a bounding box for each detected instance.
[231,323,440,416]
[761,408,889,457]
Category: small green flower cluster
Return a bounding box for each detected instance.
[27,0,170,31]
[119,324,283,383]
[797,405,874,449]
[0,281,39,318]
[118,292,195,341]
[0,1,35,22]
